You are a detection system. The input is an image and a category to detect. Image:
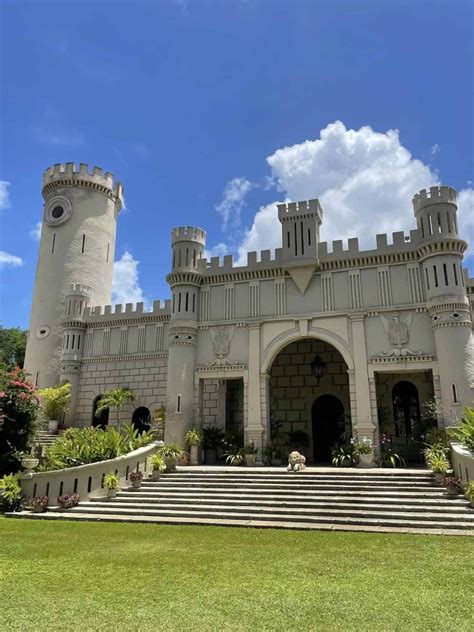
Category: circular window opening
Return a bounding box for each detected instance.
[51,205,64,219]
[37,325,50,339]
[453,313,460,318]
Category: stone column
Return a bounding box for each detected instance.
[246,324,264,459]
[350,314,376,443]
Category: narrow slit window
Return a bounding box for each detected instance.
[177,394,182,413]
[451,383,458,403]
[308,228,311,246]
[454,214,458,233]
[443,263,448,285]
[66,334,70,349]
[35,372,39,386]
[420,217,425,238]
[433,265,438,288]
[300,221,304,256]
[178,292,182,312]
[185,248,189,266]
[437,212,442,233]
[294,223,298,256]
[178,249,182,267]
[52,233,56,254]
[77,334,81,349]
[287,231,290,249]
[193,249,196,267]
[81,234,86,253]
[172,294,176,313]
[106,243,110,262]
[428,214,433,235]
[453,263,458,285]
[185,292,189,311]
[447,212,452,233]
[173,251,176,268]
[192,292,196,312]
[425,267,430,290]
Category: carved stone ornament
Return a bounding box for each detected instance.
[379,312,422,357]
[208,325,235,365]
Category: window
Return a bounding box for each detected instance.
[132,407,151,434]
[81,234,86,253]
[392,381,420,439]
[443,263,448,286]
[92,395,109,428]
[51,233,56,254]
[51,205,64,219]
[453,263,458,285]
[433,265,438,288]
[425,267,430,290]
[451,383,458,403]
[177,394,182,413]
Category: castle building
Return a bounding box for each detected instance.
[24,163,474,463]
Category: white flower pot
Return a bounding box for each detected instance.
[358,453,374,468]
[21,457,39,471]
[107,488,117,498]
[132,480,142,489]
[190,445,199,466]
[48,419,59,433]
[151,470,161,481]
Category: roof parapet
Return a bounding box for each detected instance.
[277,198,323,222]
[171,226,206,245]
[83,299,171,321]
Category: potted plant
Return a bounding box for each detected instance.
[37,382,71,433]
[464,481,474,508]
[157,444,183,472]
[443,475,462,497]
[150,452,165,481]
[428,453,450,483]
[202,426,225,465]
[178,451,190,466]
[20,452,39,472]
[104,472,121,498]
[185,426,203,465]
[129,470,143,489]
[243,441,258,466]
[31,495,49,513]
[224,446,244,466]
[354,437,374,467]
[57,493,80,508]
[331,445,355,467]
[377,436,405,468]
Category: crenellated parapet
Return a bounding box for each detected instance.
[171,226,206,246]
[82,299,171,326]
[412,186,456,214]
[42,163,124,209]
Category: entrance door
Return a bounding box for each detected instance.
[312,395,345,463]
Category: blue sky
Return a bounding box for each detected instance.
[1,0,473,328]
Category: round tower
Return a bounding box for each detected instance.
[24,163,123,388]
[412,186,472,423]
[165,226,206,444]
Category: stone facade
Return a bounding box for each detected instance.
[25,163,474,462]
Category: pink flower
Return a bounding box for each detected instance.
[0,391,5,398]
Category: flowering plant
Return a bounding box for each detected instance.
[57,493,80,508]
[129,470,143,483]
[443,475,461,490]
[31,495,49,509]
[0,367,41,475]
[353,437,373,455]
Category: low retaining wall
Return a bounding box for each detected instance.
[20,441,159,502]
[450,442,474,485]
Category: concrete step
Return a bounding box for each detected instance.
[100,493,471,513]
[141,482,441,493]
[8,511,473,536]
[83,499,474,520]
[159,475,436,484]
[43,504,474,530]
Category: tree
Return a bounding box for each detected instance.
[95,387,135,430]
[0,327,28,369]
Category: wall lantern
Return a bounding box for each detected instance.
[310,354,327,386]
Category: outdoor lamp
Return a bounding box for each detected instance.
[310,354,327,386]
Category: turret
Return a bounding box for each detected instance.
[278,199,323,262]
[165,226,206,444]
[24,163,123,388]
[412,186,472,422]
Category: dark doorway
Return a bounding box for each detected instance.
[132,407,151,434]
[392,381,420,440]
[312,395,345,462]
[92,395,109,429]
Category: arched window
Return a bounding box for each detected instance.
[92,395,109,428]
[131,407,151,434]
[392,381,420,439]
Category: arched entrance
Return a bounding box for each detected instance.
[92,395,109,429]
[132,407,151,434]
[392,381,420,439]
[312,395,345,463]
[268,338,351,464]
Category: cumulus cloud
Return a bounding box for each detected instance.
[29,222,42,241]
[215,177,254,231]
[112,251,145,305]
[236,121,462,260]
[0,251,23,268]
[458,188,474,269]
[205,242,229,260]
[0,181,11,209]
[430,143,440,156]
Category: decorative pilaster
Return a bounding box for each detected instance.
[349,314,376,443]
[246,324,264,456]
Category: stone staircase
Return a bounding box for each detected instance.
[10,468,474,535]
[35,430,58,450]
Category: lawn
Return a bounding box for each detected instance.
[0,519,473,631]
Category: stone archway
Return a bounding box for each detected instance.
[268,338,352,464]
[312,395,345,462]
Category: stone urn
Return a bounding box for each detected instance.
[244,454,257,467]
[21,457,39,472]
[358,454,374,468]
[107,488,118,498]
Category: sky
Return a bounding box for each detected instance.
[0,0,473,328]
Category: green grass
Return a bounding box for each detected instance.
[0,519,473,631]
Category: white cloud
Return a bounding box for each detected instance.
[0,181,11,209]
[0,251,23,268]
[458,188,474,252]
[112,251,145,305]
[237,121,448,259]
[430,143,440,156]
[215,177,254,231]
[204,242,229,260]
[29,222,42,241]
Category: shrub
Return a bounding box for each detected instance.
[42,426,154,471]
[331,445,356,467]
[464,481,474,503]
[129,471,143,483]
[57,493,80,508]
[377,435,405,468]
[354,437,373,455]
[31,495,49,510]
[150,452,165,472]
[184,426,203,447]
[452,407,474,452]
[104,472,120,490]
[424,444,450,469]
[157,444,184,459]
[427,453,450,474]
[0,473,23,511]
[443,475,461,491]
[202,426,224,450]
[0,367,40,475]
[243,441,258,455]
[37,383,71,421]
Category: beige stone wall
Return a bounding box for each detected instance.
[75,355,168,426]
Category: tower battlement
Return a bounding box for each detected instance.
[66,283,92,297]
[277,199,323,222]
[171,226,206,245]
[412,186,456,213]
[42,163,124,207]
